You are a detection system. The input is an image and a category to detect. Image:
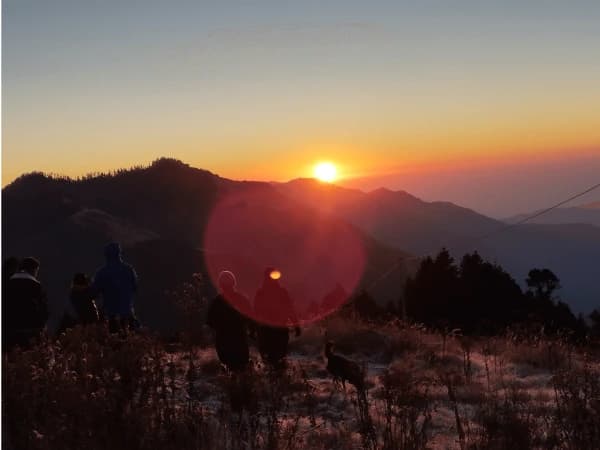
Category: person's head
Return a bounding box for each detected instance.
[72,273,89,287]
[218,270,236,293]
[19,257,40,277]
[104,242,122,262]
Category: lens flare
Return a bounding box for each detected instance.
[269,269,281,280]
[203,190,366,327]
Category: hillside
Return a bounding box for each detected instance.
[2,159,411,331]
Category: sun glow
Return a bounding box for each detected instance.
[313,162,337,183]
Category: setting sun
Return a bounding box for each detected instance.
[313,162,337,183]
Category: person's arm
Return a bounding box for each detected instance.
[88,271,104,311]
[88,271,101,297]
[206,297,217,329]
[283,290,301,336]
[36,286,49,330]
[282,290,298,323]
[130,267,138,293]
[238,294,257,338]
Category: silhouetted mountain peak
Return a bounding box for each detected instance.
[149,157,188,169]
[285,178,346,191]
[286,177,318,185]
[283,178,363,194]
[367,187,420,202]
[370,187,391,194]
[4,171,68,192]
[145,157,219,182]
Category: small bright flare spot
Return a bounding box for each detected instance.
[314,162,337,183]
[269,269,282,280]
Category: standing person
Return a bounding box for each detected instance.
[3,257,48,351]
[90,242,139,333]
[207,271,253,372]
[58,273,100,333]
[70,273,100,324]
[254,267,300,366]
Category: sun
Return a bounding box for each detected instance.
[313,162,337,183]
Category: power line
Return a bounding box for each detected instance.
[475,181,600,241]
[367,181,600,289]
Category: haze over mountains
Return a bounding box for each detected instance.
[504,203,600,227]
[275,180,600,313]
[3,159,599,333]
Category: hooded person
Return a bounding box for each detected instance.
[206,270,253,372]
[90,242,139,333]
[254,267,300,365]
[3,257,48,351]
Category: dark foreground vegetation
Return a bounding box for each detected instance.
[3,314,600,450]
[4,251,600,449]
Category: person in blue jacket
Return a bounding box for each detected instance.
[91,242,139,333]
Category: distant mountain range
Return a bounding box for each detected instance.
[3,159,598,334]
[275,179,600,313]
[504,203,600,227]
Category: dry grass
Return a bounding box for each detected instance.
[3,317,599,450]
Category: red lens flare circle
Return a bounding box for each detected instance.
[203,189,366,327]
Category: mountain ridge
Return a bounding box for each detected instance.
[275,178,600,313]
[2,158,412,331]
[4,158,599,317]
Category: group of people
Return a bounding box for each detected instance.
[207,267,301,372]
[3,241,300,371]
[2,242,139,352]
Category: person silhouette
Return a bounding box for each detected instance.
[90,242,139,333]
[3,257,48,351]
[206,270,253,372]
[254,267,300,366]
[59,273,100,333]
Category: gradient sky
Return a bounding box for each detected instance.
[3,1,600,216]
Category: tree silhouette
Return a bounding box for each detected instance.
[404,250,583,336]
[352,290,383,320]
[458,251,523,333]
[526,268,561,301]
[405,248,459,327]
[590,309,600,337]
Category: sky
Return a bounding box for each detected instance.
[3,1,600,217]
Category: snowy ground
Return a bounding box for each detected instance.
[158,319,599,449]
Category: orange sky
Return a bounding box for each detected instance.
[3,1,600,213]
